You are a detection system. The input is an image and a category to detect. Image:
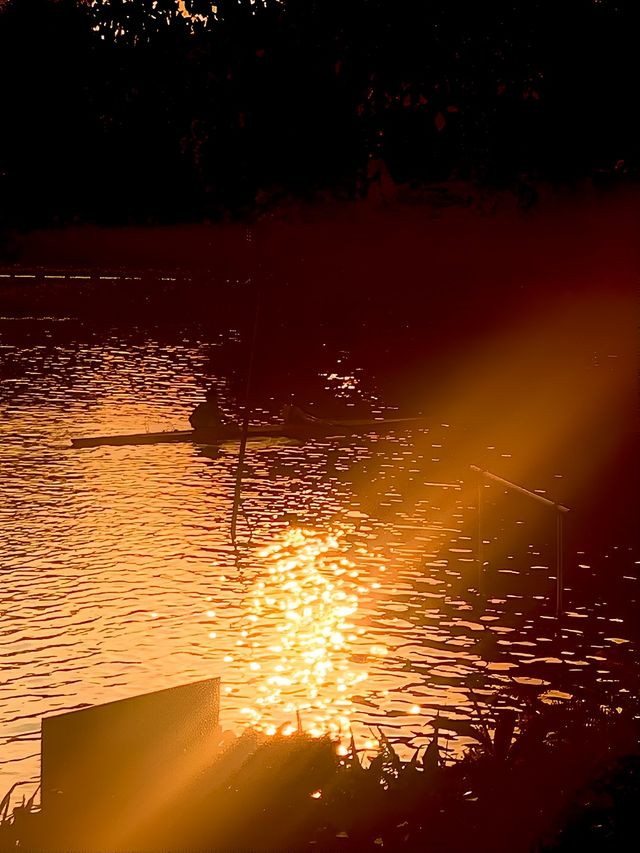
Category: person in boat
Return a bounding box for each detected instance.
[190,387,227,433]
[281,402,322,425]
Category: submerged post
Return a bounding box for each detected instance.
[470,465,570,616]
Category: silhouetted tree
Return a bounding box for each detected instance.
[0,0,637,230]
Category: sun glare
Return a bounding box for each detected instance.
[239,526,369,739]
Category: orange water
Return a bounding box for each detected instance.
[0,307,636,805]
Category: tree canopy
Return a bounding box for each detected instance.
[0,0,636,227]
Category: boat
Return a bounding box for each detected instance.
[70,415,428,448]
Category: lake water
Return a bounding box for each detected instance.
[1,266,637,803]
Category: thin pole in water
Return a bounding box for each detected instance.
[231,228,260,544]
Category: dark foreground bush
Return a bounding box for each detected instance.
[1,694,639,852]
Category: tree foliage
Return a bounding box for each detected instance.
[0,0,636,227]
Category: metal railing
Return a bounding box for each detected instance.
[470,465,570,617]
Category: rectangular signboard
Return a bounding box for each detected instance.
[41,678,220,846]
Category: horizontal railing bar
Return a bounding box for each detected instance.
[470,465,570,512]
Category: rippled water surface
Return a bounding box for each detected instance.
[1,273,637,800]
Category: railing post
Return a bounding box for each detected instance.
[470,465,569,616]
[556,508,564,618]
[476,469,484,592]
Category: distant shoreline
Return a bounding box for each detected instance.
[2,181,638,274]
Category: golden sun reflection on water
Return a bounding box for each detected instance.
[237,526,369,739]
